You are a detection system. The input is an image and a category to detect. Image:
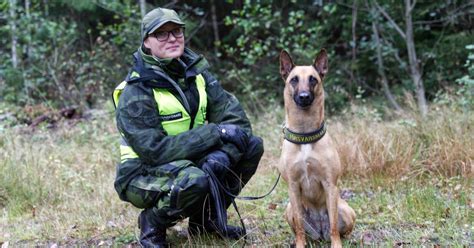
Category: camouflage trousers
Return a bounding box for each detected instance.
[123,136,264,228]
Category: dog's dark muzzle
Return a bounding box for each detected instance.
[294,91,314,109]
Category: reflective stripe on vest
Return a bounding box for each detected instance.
[120,137,138,163]
[112,71,140,109]
[113,81,127,108]
[112,73,207,162]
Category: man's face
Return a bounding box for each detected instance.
[143,22,185,59]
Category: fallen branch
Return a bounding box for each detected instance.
[29,106,79,128]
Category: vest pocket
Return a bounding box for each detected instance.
[161,116,191,136]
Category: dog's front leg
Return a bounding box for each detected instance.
[288,181,306,248]
[323,181,342,248]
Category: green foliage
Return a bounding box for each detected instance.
[220,2,349,112]
[0,0,472,116]
[0,0,139,110]
[455,44,474,108]
[1,67,24,103]
[215,1,472,114]
[434,44,474,112]
[51,0,97,11]
[114,233,136,245]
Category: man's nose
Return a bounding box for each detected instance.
[168,32,178,41]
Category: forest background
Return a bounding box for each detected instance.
[0,0,472,247]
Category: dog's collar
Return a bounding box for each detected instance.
[283,121,326,144]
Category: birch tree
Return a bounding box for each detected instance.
[371,21,403,113]
[210,0,220,55]
[9,0,18,68]
[139,0,146,18]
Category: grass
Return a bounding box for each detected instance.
[0,103,472,247]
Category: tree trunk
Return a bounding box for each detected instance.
[25,0,31,60]
[405,0,428,117]
[372,22,403,113]
[210,0,220,55]
[351,0,358,63]
[374,0,428,117]
[139,0,146,19]
[9,0,18,68]
[350,0,358,86]
[43,0,49,16]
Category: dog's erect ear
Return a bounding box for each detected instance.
[313,49,328,79]
[280,50,294,81]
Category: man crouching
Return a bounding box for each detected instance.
[112,7,263,247]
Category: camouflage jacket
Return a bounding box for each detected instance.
[114,47,252,195]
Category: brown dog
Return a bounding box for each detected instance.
[277,49,356,248]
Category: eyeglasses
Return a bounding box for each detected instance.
[151,27,184,41]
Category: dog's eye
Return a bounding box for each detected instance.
[290,76,298,85]
[309,76,318,85]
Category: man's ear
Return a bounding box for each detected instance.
[280,50,294,81]
[143,38,151,50]
[313,48,328,79]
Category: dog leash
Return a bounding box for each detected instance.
[216,171,281,200]
[203,167,230,236]
[204,167,281,241]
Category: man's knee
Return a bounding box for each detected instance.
[185,173,210,199]
[230,135,263,184]
[173,167,210,213]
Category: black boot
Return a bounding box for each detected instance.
[188,213,245,239]
[215,224,246,239]
[138,210,168,248]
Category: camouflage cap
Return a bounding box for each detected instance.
[141,7,185,41]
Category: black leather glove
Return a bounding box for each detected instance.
[201,150,231,179]
[216,124,249,152]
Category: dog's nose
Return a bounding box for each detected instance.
[295,91,314,108]
[298,92,311,101]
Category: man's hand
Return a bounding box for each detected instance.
[216,124,249,152]
[201,150,231,179]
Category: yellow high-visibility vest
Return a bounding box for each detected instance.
[112,72,207,162]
